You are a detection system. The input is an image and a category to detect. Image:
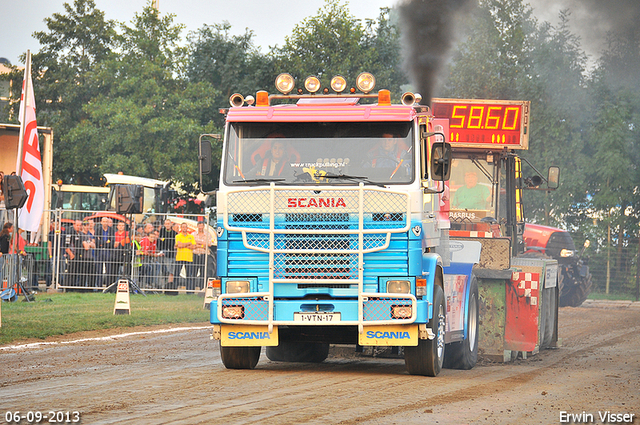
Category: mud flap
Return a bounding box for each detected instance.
[504,272,540,352]
[359,325,418,346]
[221,325,279,346]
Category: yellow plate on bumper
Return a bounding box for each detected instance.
[221,325,279,347]
[359,325,418,346]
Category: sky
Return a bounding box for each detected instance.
[0,0,397,66]
[2,0,631,68]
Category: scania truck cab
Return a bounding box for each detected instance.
[200,73,479,376]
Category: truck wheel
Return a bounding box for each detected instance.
[219,343,261,369]
[266,342,329,363]
[404,285,446,376]
[559,272,592,307]
[443,276,478,370]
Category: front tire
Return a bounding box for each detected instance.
[220,344,261,369]
[444,276,479,369]
[559,271,592,307]
[404,285,446,376]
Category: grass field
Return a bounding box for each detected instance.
[588,291,639,301]
[0,292,209,345]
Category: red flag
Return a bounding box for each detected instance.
[16,67,45,240]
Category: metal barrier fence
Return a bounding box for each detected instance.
[0,254,35,301]
[47,209,216,293]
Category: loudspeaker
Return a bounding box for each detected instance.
[115,184,143,214]
[4,175,28,209]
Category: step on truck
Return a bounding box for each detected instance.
[199,73,517,376]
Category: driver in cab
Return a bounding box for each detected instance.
[364,133,411,177]
[250,136,291,178]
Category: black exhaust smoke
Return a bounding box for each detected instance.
[398,0,475,105]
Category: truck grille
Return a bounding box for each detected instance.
[276,253,357,280]
[225,188,410,282]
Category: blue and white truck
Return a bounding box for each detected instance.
[198,73,485,376]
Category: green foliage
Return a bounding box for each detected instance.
[273,0,407,96]
[442,0,640,297]
[25,1,221,188]
[441,0,533,99]
[186,22,273,127]
[27,0,118,184]
[68,5,215,183]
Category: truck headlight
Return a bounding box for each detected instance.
[387,280,411,294]
[356,72,376,93]
[275,73,295,94]
[560,249,575,257]
[330,75,347,93]
[304,76,321,93]
[226,280,250,294]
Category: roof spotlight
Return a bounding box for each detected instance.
[275,73,295,94]
[330,75,347,93]
[356,72,376,93]
[304,76,321,93]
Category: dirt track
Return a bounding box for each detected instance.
[1,302,639,425]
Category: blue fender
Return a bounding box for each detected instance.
[422,252,442,319]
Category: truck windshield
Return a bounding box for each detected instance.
[223,122,414,185]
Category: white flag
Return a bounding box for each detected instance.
[16,68,45,240]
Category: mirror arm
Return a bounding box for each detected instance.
[519,156,548,185]
[423,184,445,195]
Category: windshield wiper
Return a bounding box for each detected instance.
[233,178,286,184]
[322,172,386,188]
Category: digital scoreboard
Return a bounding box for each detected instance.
[431,99,530,149]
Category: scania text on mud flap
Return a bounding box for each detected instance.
[198,73,480,376]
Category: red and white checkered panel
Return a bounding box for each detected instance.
[450,230,493,238]
[511,271,539,306]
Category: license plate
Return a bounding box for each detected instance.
[294,312,341,322]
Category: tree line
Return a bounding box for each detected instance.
[1,0,638,294]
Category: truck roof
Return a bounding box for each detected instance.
[226,102,417,123]
[104,173,169,188]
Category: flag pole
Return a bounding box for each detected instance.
[17,50,31,176]
[13,51,31,264]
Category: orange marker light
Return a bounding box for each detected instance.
[256,90,270,107]
[378,89,391,106]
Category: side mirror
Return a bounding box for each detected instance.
[430,141,452,181]
[199,137,213,176]
[547,166,560,189]
[199,134,219,195]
